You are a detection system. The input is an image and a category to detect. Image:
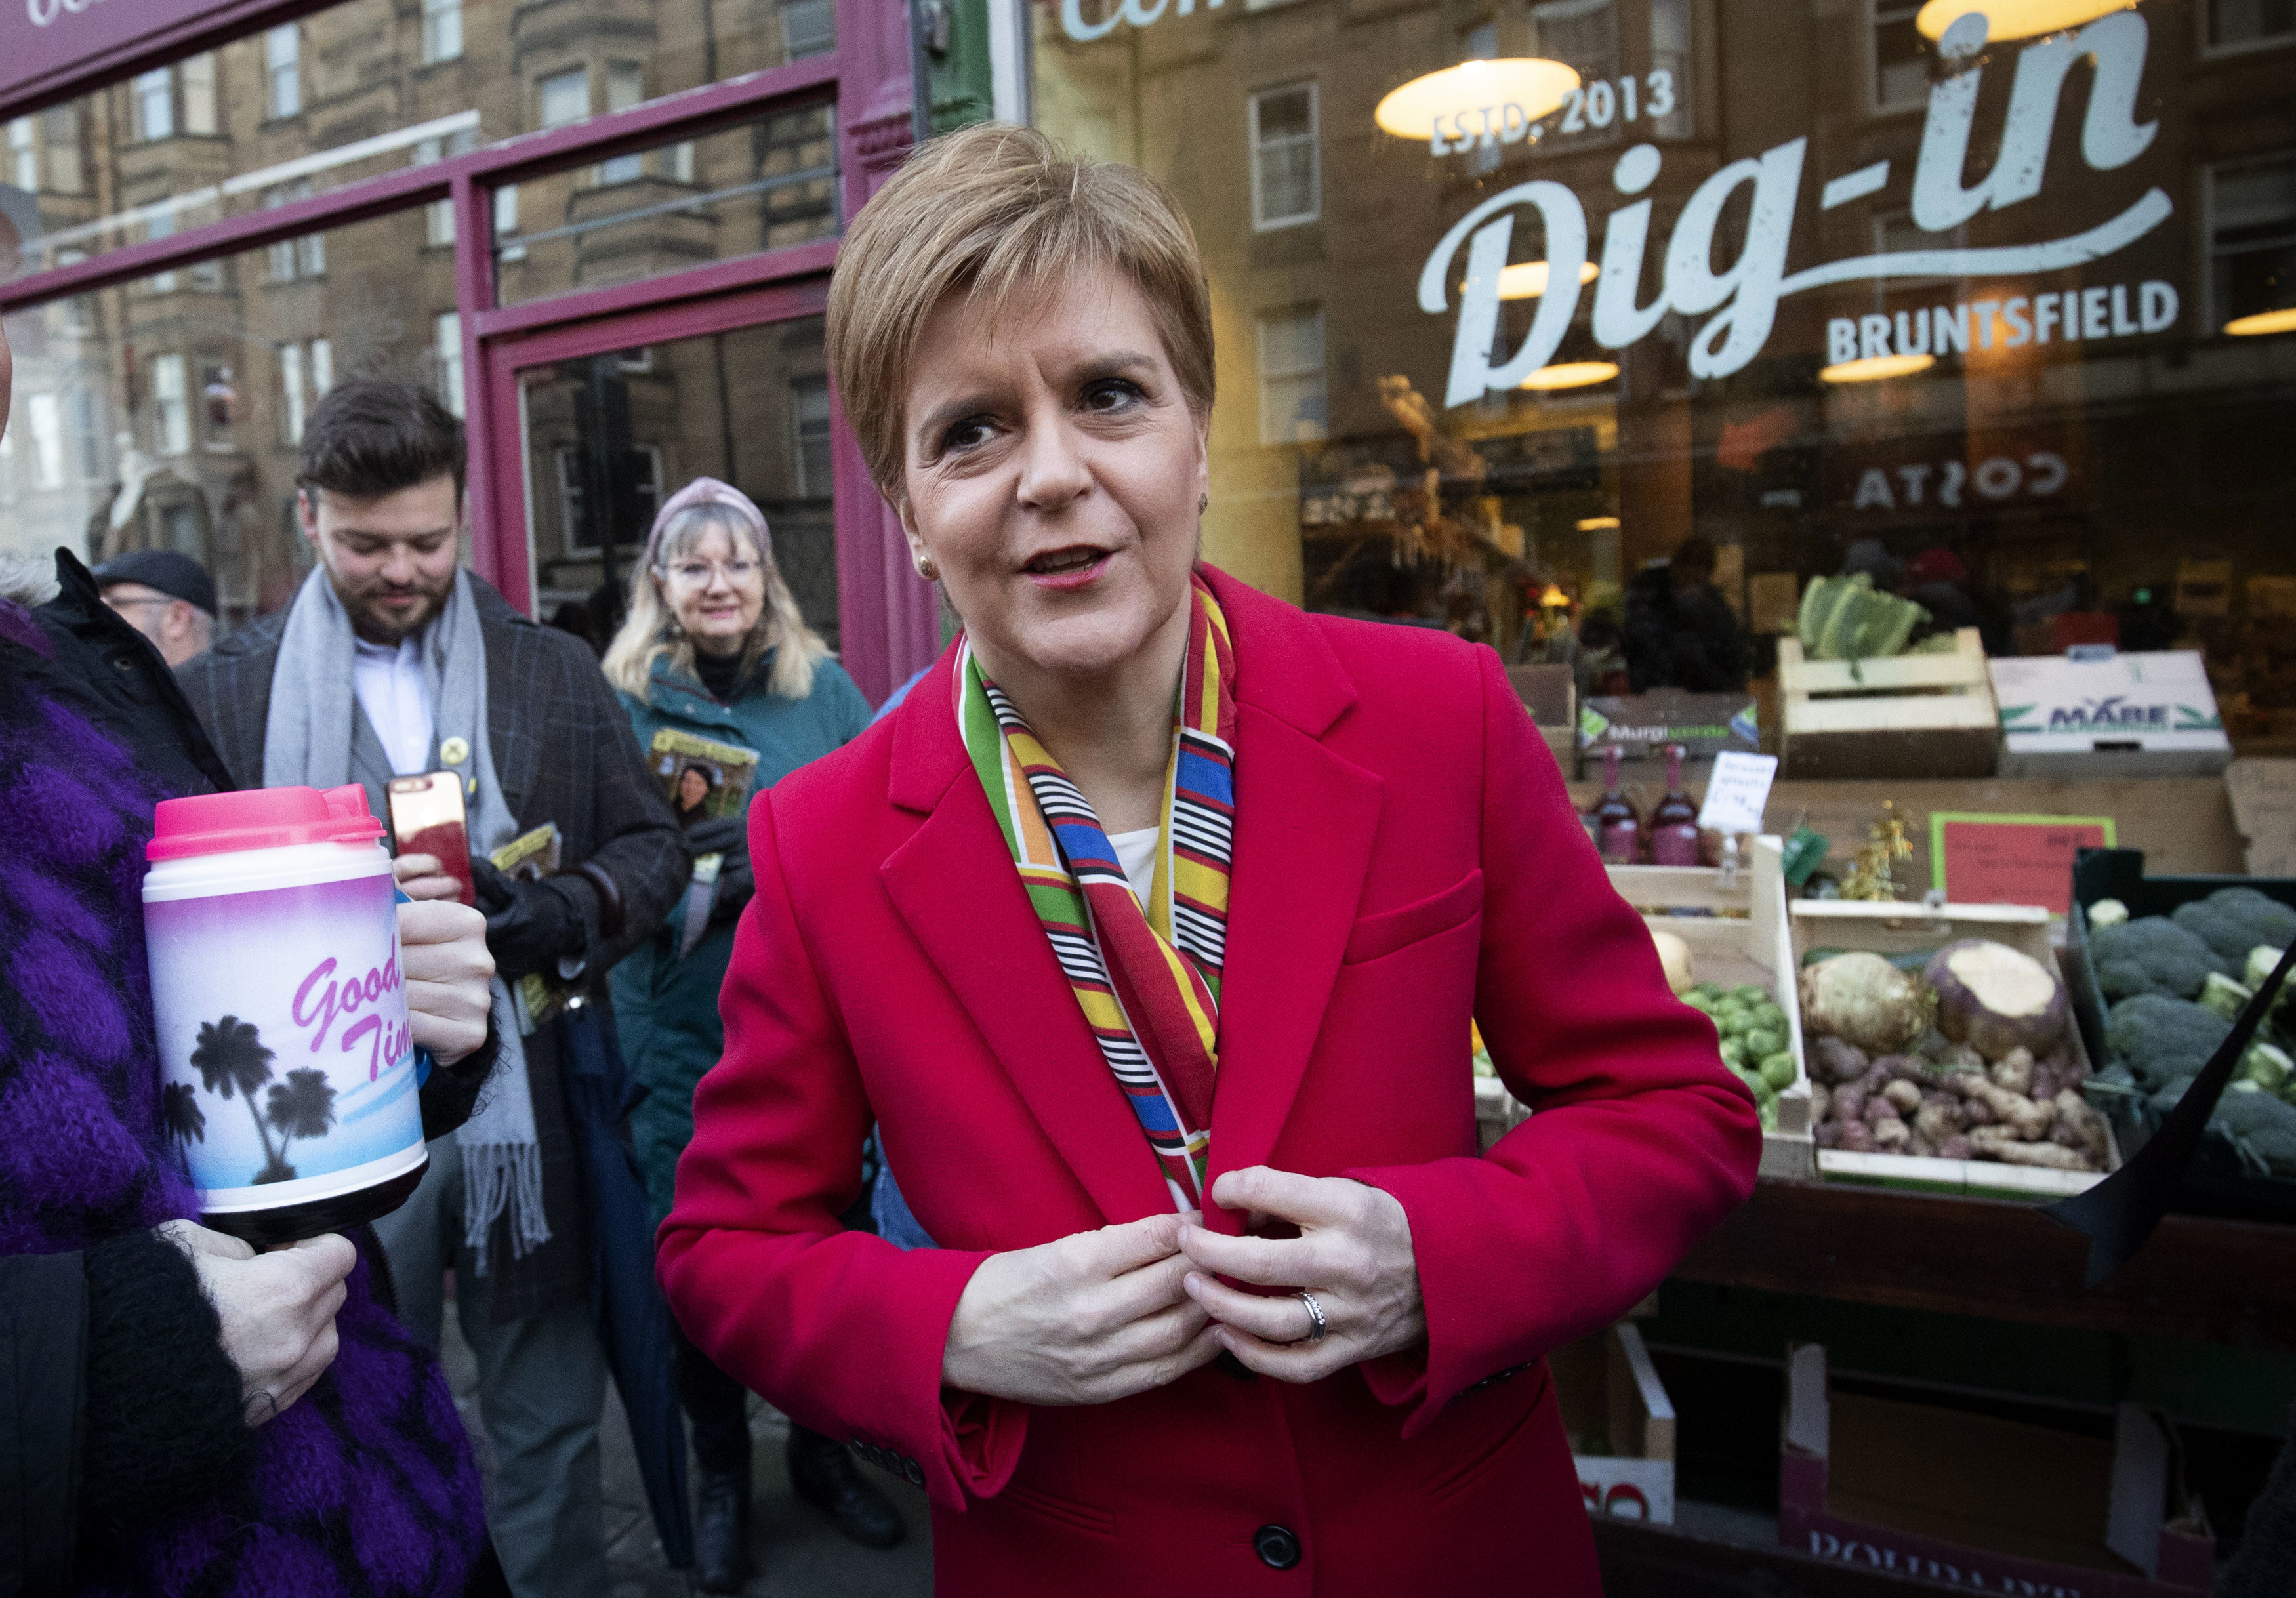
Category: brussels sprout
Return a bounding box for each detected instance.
[1719,1038,1748,1068]
[1731,983,1769,1005]
[1759,1052,1799,1091]
[1682,992,1717,1015]
[1744,1027,1786,1060]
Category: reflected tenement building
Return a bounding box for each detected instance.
[1,0,838,632]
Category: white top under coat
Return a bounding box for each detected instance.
[352,632,433,775]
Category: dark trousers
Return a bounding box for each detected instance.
[672,1320,754,1478]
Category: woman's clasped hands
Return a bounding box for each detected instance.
[941,1168,1425,1404]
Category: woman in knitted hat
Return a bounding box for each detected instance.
[598,479,893,1591]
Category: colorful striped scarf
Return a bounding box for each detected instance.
[956,573,1237,1209]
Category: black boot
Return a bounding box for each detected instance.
[693,1464,753,1594]
[787,1425,907,1549]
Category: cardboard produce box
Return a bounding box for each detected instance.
[1551,1321,1676,1526]
[1992,651,2232,779]
[1578,689,1760,780]
[1790,901,2114,1201]
[1781,1345,2213,1598]
[1610,836,1814,1178]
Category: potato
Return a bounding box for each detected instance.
[1832,1083,1869,1124]
[1969,1126,2094,1170]
[1990,1048,2035,1096]
[1809,1036,1870,1086]
[1881,1080,1923,1114]
[1872,1117,1912,1150]
[1936,1134,1973,1160]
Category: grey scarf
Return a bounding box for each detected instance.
[263,565,551,1273]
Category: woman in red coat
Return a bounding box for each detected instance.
[657,121,1761,1595]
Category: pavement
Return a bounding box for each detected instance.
[440,1310,935,1598]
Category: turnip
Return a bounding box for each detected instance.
[1800,953,1937,1055]
[1925,939,2068,1061]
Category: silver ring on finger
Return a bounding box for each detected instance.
[1296,1290,1328,1343]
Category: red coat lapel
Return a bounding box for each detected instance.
[1199,570,1384,1234]
[881,648,1174,1227]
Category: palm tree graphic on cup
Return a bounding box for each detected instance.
[182,1016,338,1185]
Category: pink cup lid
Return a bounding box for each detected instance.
[148,784,387,861]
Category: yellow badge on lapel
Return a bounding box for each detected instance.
[440,735,470,767]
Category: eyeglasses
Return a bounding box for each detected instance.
[660,559,762,586]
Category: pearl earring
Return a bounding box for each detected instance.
[916,555,938,581]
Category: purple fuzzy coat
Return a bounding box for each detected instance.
[0,600,489,1596]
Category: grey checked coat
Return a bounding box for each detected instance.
[176,571,691,1319]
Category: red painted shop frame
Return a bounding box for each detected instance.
[0,0,941,703]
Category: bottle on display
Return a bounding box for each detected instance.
[143,785,432,1246]
[1589,745,1643,865]
[1647,743,1704,865]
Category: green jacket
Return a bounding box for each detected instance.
[609,649,872,1226]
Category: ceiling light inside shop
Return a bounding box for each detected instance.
[1522,361,1619,390]
[1914,0,2132,42]
[1818,352,1937,384]
[2224,307,2296,337]
[1578,516,1622,531]
[1374,58,1581,141]
[1497,260,1602,300]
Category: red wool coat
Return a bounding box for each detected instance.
[657,565,1761,1596]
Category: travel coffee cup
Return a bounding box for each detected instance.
[144,784,430,1244]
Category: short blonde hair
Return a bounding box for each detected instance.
[600,504,830,703]
[826,122,1215,500]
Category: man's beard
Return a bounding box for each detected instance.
[333,570,453,644]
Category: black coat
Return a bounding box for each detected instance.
[1622,566,1748,694]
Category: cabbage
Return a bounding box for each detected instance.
[1797,573,1930,662]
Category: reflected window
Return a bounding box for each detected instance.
[601,64,647,183]
[279,344,309,442]
[70,389,105,481]
[153,355,192,455]
[1650,0,1693,139]
[1258,306,1327,446]
[419,128,480,244]
[1250,84,1319,231]
[266,26,302,119]
[423,0,463,64]
[27,394,64,488]
[2209,155,2296,330]
[436,312,466,417]
[2209,0,2296,49]
[182,54,218,136]
[792,375,832,496]
[7,119,33,190]
[1871,0,1925,112]
[540,68,592,130]
[133,69,174,142]
[266,183,327,280]
[787,0,836,59]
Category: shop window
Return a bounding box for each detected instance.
[1533,0,1619,93]
[2208,155,2296,332]
[278,344,309,442]
[422,0,463,65]
[1249,84,1319,232]
[1871,0,1927,112]
[133,68,174,142]
[786,0,836,60]
[41,107,83,192]
[26,393,64,488]
[540,68,592,130]
[152,355,192,455]
[1258,306,1328,447]
[7,119,33,191]
[436,312,465,418]
[182,54,218,136]
[1649,0,1694,139]
[2208,0,2295,50]
[200,361,236,449]
[601,64,647,184]
[792,375,833,497]
[266,26,302,119]
[145,209,180,293]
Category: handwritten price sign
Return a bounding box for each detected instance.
[1930,813,2117,915]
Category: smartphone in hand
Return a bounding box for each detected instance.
[386,773,476,907]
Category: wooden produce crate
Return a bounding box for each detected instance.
[1607,836,1813,1179]
[1777,628,1998,781]
[1789,900,2114,1201]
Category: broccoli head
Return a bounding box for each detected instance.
[2236,1126,2296,1179]
[2091,916,2230,1000]
[2106,993,2232,1088]
[2172,887,2296,965]
[2214,1082,2296,1141]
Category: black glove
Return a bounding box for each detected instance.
[468,856,587,978]
[683,817,754,930]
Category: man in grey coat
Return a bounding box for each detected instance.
[178,380,689,1598]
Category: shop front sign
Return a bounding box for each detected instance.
[5,0,258,110]
[1827,438,2073,514]
[1420,9,2175,405]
